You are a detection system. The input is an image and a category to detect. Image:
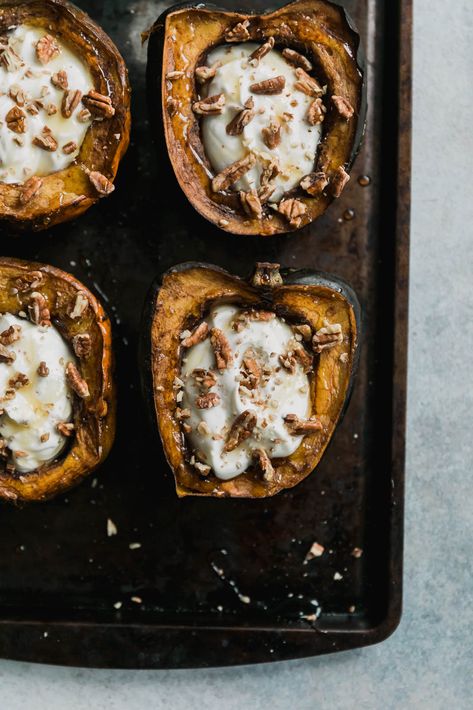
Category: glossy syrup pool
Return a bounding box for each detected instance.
[0,0,402,656]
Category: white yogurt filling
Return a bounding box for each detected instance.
[180,304,311,480]
[0,313,75,473]
[201,43,323,202]
[0,25,93,184]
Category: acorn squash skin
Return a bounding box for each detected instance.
[0,0,131,232]
[0,257,115,504]
[143,262,360,498]
[146,0,366,236]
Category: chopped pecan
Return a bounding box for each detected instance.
[300,171,328,196]
[241,354,262,389]
[312,323,343,352]
[307,97,326,125]
[212,153,256,192]
[262,120,281,149]
[284,414,323,435]
[195,64,219,84]
[175,407,191,420]
[250,75,286,95]
[210,328,232,370]
[226,97,255,135]
[166,96,179,116]
[192,368,217,389]
[9,373,28,389]
[32,126,58,152]
[258,184,275,204]
[0,345,16,364]
[28,292,50,327]
[6,106,26,134]
[40,433,50,443]
[77,108,92,123]
[0,325,21,346]
[249,37,275,65]
[9,84,26,107]
[19,176,43,206]
[0,38,24,72]
[282,48,313,72]
[293,344,313,372]
[61,89,82,119]
[240,190,262,219]
[192,93,226,115]
[37,361,49,377]
[72,333,92,359]
[88,171,115,196]
[69,292,89,319]
[253,448,275,482]
[62,141,77,155]
[292,324,312,341]
[196,392,220,409]
[279,353,296,374]
[224,410,257,452]
[26,102,39,116]
[36,35,60,64]
[57,422,75,437]
[51,70,68,90]
[181,322,209,348]
[260,157,280,188]
[65,362,89,398]
[14,270,44,292]
[224,20,250,42]
[277,198,307,228]
[82,90,115,118]
[330,166,350,198]
[193,461,211,475]
[166,70,185,80]
[47,103,57,115]
[294,68,323,97]
[331,95,354,119]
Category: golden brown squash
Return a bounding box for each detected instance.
[147,0,365,236]
[0,0,131,231]
[143,262,360,498]
[0,257,115,503]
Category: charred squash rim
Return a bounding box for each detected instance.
[142,262,361,498]
[147,0,366,236]
[0,257,115,503]
[0,0,131,231]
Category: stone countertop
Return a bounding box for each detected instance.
[0,0,472,707]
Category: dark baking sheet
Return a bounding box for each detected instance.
[0,0,411,668]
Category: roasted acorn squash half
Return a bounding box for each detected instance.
[146,0,366,236]
[142,262,360,498]
[0,257,115,503]
[0,0,131,231]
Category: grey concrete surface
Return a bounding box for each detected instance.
[0,0,472,708]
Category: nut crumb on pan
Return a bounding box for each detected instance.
[304,541,325,562]
[351,546,363,558]
[106,518,117,537]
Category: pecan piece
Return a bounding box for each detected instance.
[279,353,296,374]
[57,422,75,437]
[166,96,179,116]
[6,106,26,134]
[28,292,50,327]
[284,414,323,435]
[181,322,209,348]
[293,345,313,373]
[9,85,26,107]
[18,176,43,205]
[32,126,58,152]
[262,120,281,149]
[224,410,257,452]
[88,171,115,196]
[65,362,89,398]
[166,70,185,80]
[241,355,262,390]
[210,328,232,370]
[82,90,115,118]
[195,64,219,84]
[249,37,275,65]
[72,333,92,359]
[260,157,280,188]
[0,39,23,72]
[240,190,262,219]
[258,185,275,204]
[37,361,49,377]
[282,48,313,72]
[292,324,312,341]
[294,68,323,97]
[192,368,217,389]
[196,392,220,409]
[277,198,307,228]
[212,153,256,192]
[0,325,21,346]
[331,95,354,120]
[192,93,226,115]
[312,323,343,352]
[68,292,89,319]
[226,97,255,136]
[62,141,77,155]
[61,89,82,119]
[77,108,91,123]
[36,35,60,64]
[250,76,286,95]
[307,97,326,125]
[330,166,350,198]
[0,345,16,364]
[224,20,250,42]
[300,171,328,196]
[253,448,275,482]
[9,373,28,389]
[51,70,68,90]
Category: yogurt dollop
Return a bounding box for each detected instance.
[0,313,75,473]
[180,304,311,480]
